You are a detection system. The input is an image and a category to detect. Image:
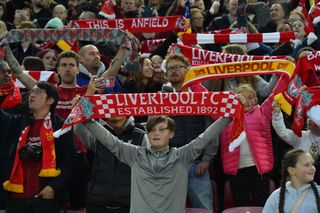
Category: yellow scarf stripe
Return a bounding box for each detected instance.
[3,180,23,193]
[39,168,61,177]
[182,60,296,113]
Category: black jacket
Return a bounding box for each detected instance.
[0,110,76,202]
[88,121,145,206]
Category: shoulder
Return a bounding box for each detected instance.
[264,188,281,212]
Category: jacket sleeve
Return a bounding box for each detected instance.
[80,120,140,166]
[254,74,279,98]
[73,123,97,152]
[263,189,280,213]
[272,111,300,148]
[179,117,232,164]
[261,75,288,122]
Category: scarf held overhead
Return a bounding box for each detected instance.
[3,113,60,193]
[70,16,189,33]
[182,60,295,90]
[171,44,287,66]
[181,31,296,45]
[275,51,320,115]
[54,92,244,142]
[0,28,140,72]
[292,86,320,136]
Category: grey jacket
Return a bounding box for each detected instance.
[75,117,231,213]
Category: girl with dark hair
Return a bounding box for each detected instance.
[263,149,320,213]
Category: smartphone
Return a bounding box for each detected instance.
[95,77,115,88]
[142,5,153,17]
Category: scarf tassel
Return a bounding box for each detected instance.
[3,180,23,193]
[39,168,61,177]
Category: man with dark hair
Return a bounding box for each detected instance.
[0,81,76,213]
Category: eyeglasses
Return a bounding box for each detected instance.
[28,88,46,95]
[149,127,170,133]
[166,65,186,73]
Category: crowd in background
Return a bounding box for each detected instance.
[0,0,320,212]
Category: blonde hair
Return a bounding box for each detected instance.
[235,84,258,102]
[222,44,247,55]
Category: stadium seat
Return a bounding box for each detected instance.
[222,206,263,213]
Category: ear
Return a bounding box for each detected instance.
[79,55,84,63]
[287,166,295,176]
[46,97,55,105]
[169,131,175,139]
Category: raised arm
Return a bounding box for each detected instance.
[73,122,97,152]
[4,45,36,89]
[180,117,232,163]
[75,120,140,166]
[272,100,300,147]
[100,31,139,79]
[254,74,279,98]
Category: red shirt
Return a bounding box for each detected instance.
[56,85,87,152]
[12,119,43,198]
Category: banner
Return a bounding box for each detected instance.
[181,31,295,45]
[182,60,295,90]
[70,16,188,33]
[171,44,287,66]
[0,28,140,72]
[53,92,244,139]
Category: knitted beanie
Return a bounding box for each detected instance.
[45,17,64,29]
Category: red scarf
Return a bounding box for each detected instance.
[181,31,296,45]
[3,113,61,193]
[140,39,165,53]
[54,92,244,142]
[70,16,188,33]
[275,51,320,115]
[0,81,22,110]
[292,86,320,136]
[170,44,287,66]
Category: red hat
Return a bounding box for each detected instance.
[99,0,115,19]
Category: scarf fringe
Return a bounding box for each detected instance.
[274,93,292,115]
[39,168,61,177]
[3,180,23,193]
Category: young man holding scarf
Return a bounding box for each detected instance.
[0,81,76,213]
[163,53,217,212]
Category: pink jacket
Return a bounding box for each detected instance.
[220,76,288,175]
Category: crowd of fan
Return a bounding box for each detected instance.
[0,0,320,213]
